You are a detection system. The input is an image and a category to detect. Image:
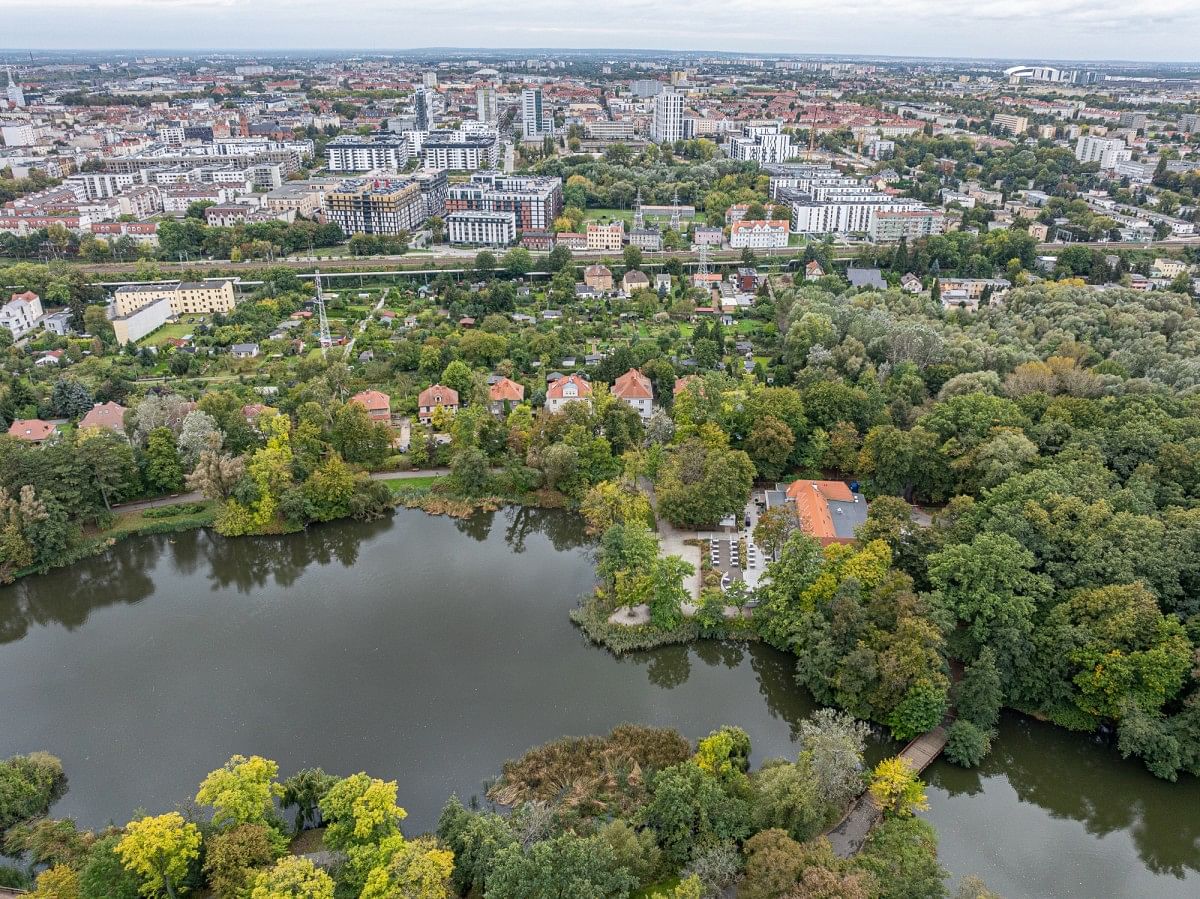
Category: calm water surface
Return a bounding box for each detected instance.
[0,507,1196,898]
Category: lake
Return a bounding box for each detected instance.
[1,507,1197,897]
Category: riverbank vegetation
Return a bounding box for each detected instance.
[0,713,994,898]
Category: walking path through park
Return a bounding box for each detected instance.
[111,468,452,514]
[826,724,951,857]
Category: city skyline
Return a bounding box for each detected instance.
[6,0,1200,62]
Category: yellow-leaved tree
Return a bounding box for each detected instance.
[195,754,284,830]
[249,857,334,899]
[115,812,202,899]
[868,756,929,817]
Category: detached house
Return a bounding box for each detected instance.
[0,290,44,340]
[78,401,128,436]
[350,390,392,423]
[488,377,525,415]
[611,368,654,421]
[583,265,614,292]
[786,479,869,546]
[7,418,56,445]
[545,374,592,414]
[418,384,459,424]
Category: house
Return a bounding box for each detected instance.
[488,376,525,414]
[735,267,759,293]
[231,342,260,359]
[785,479,869,546]
[900,273,923,293]
[622,269,650,296]
[7,418,56,444]
[804,260,825,281]
[418,384,459,424]
[35,350,64,367]
[350,390,392,422]
[611,368,654,420]
[674,375,699,396]
[655,273,672,293]
[846,268,887,290]
[1,290,44,339]
[78,401,128,435]
[1152,257,1188,279]
[584,264,614,291]
[545,373,593,413]
[41,310,73,336]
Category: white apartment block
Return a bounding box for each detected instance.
[1075,135,1131,170]
[111,295,173,345]
[476,87,498,123]
[727,124,793,164]
[420,130,499,171]
[729,219,789,248]
[0,292,44,339]
[993,114,1029,135]
[0,121,36,147]
[447,210,517,246]
[651,89,684,143]
[521,88,553,139]
[326,134,411,172]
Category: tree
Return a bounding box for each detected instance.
[78,834,141,899]
[868,757,929,817]
[279,769,337,834]
[0,752,67,836]
[546,243,573,272]
[487,833,636,899]
[623,244,643,270]
[474,251,497,276]
[186,450,245,501]
[798,708,871,813]
[330,403,390,465]
[142,428,184,494]
[0,485,51,583]
[440,360,474,402]
[115,812,202,899]
[319,774,405,852]
[248,857,333,899]
[579,480,652,534]
[195,755,283,831]
[203,824,276,899]
[955,647,1003,729]
[944,720,994,768]
[176,412,221,469]
[358,836,453,899]
[436,798,517,896]
[29,865,78,899]
[656,439,754,529]
[753,504,801,561]
[638,763,751,867]
[744,415,795,481]
[750,759,827,843]
[502,247,533,278]
[739,829,806,899]
[856,816,947,899]
[51,380,93,419]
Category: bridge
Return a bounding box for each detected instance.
[825,724,950,858]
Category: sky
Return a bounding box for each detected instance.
[5,0,1200,62]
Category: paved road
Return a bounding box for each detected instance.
[111,468,451,514]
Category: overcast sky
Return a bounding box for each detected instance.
[5,0,1199,62]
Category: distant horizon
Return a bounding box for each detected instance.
[6,0,1200,64]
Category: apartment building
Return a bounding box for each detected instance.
[521,88,553,139]
[586,222,624,251]
[1075,135,1131,170]
[326,134,411,172]
[325,178,425,236]
[727,124,794,164]
[651,89,684,143]
[112,279,236,318]
[111,295,173,345]
[0,291,43,339]
[419,130,499,171]
[447,210,516,246]
[869,208,945,241]
[729,219,789,248]
[444,172,563,231]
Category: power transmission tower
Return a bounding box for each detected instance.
[633,187,644,231]
[697,240,709,278]
[670,187,681,232]
[314,269,332,358]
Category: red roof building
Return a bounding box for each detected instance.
[785,480,869,546]
[77,401,128,435]
[418,384,459,424]
[350,390,392,422]
[545,374,592,414]
[611,368,654,420]
[488,377,525,414]
[7,418,56,444]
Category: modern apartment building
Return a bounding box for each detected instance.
[1075,135,1131,170]
[112,279,237,318]
[447,210,517,246]
[419,130,499,171]
[521,88,553,139]
[325,178,425,236]
[444,172,563,232]
[992,113,1029,135]
[727,124,793,164]
[476,86,498,123]
[651,89,685,144]
[326,134,411,172]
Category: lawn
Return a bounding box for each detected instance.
[384,475,445,494]
[586,207,634,224]
[138,318,207,347]
[102,501,217,539]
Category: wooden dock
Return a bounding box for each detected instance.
[825,724,950,857]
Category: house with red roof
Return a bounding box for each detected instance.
[611,368,654,420]
[545,374,592,414]
[7,418,56,444]
[418,384,459,424]
[488,377,525,415]
[350,390,392,423]
[78,401,128,435]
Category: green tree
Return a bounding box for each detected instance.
[78,834,141,899]
[319,774,405,852]
[202,824,276,899]
[638,763,752,867]
[487,833,636,899]
[142,428,184,494]
[248,857,333,899]
[279,769,337,834]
